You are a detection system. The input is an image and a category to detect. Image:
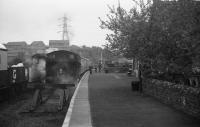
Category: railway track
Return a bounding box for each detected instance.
[0,86,75,127]
[20,87,74,113]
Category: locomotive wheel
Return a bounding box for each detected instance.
[17,84,23,95]
[13,83,22,96]
[21,82,27,91]
[65,89,70,103]
[1,87,10,101]
[31,89,42,111]
[9,86,16,99]
[58,88,70,110]
[58,89,65,110]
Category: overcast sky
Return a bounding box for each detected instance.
[0,0,133,47]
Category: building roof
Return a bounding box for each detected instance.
[6,41,27,46]
[31,41,46,47]
[0,44,7,51]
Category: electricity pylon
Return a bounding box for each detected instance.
[58,14,70,41]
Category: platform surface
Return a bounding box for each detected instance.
[63,72,200,127]
[89,73,200,127]
[62,72,91,127]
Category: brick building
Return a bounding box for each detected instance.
[5,41,28,65]
[5,41,47,66]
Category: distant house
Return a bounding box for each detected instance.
[29,41,46,55]
[49,40,69,51]
[5,41,27,65]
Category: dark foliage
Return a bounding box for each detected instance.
[99,0,200,82]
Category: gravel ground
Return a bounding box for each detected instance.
[0,87,74,127]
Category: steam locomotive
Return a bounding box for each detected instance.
[29,50,90,85]
[29,50,90,110]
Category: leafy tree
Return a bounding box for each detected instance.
[148,0,200,75]
[70,45,104,65]
[100,0,200,80]
[99,0,152,70]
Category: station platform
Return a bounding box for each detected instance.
[62,72,200,127]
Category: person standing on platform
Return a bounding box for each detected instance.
[98,63,102,72]
[95,66,97,72]
[89,66,93,74]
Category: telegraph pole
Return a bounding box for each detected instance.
[58,14,70,41]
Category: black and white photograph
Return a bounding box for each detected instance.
[0,0,200,127]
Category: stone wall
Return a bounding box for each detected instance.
[143,79,200,118]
